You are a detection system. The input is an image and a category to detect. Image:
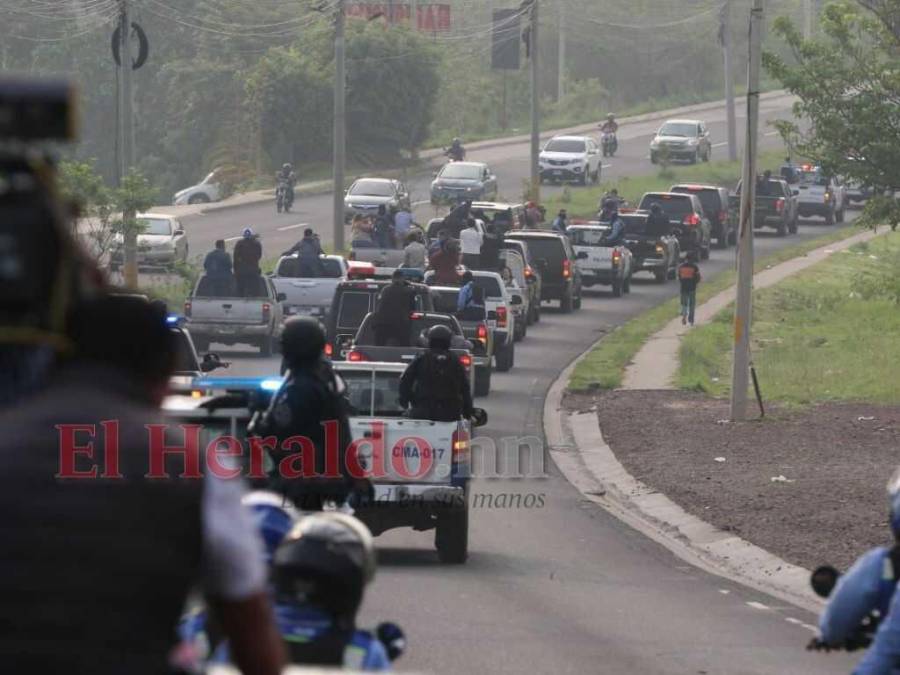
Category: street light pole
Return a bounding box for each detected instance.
[529,0,540,202]
[332,0,347,253]
[730,0,764,422]
[119,0,138,288]
[721,0,737,162]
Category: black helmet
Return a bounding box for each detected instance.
[272,512,376,627]
[427,324,453,350]
[280,317,325,364]
[282,163,293,172]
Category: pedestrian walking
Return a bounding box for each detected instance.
[677,252,702,326]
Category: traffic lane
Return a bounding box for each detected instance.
[180,99,798,256]
[219,222,856,673]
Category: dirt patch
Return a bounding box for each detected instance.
[563,390,900,571]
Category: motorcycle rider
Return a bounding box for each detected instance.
[816,471,900,669]
[276,163,297,208]
[399,325,474,423]
[600,113,619,153]
[252,317,357,511]
[600,199,626,247]
[446,137,466,162]
[282,228,324,277]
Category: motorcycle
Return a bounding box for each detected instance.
[276,180,294,214]
[601,132,618,157]
[444,147,466,162]
[806,564,881,652]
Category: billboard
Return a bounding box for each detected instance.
[346,3,452,32]
[491,8,521,70]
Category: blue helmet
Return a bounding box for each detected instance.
[242,491,298,565]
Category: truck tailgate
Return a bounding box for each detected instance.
[274,278,338,316]
[189,298,264,324]
[573,245,612,270]
[350,418,456,485]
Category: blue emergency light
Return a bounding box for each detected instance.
[192,376,284,392]
[166,314,185,327]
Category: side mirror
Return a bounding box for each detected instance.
[174,228,185,237]
[376,622,406,662]
[471,408,488,427]
[200,353,225,372]
[276,292,287,302]
[510,294,523,306]
[792,189,800,196]
[576,251,589,259]
[810,565,840,599]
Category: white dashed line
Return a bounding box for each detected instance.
[712,142,728,148]
[277,222,308,232]
[412,200,431,207]
[764,130,779,137]
[785,617,804,625]
[746,601,770,611]
[718,589,730,595]
[224,236,241,242]
[601,163,612,169]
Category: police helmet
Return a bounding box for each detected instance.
[242,491,298,565]
[888,469,900,537]
[280,316,326,365]
[427,324,453,350]
[272,512,376,625]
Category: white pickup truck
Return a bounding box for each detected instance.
[567,223,634,297]
[335,361,487,564]
[185,274,285,356]
[271,254,347,321]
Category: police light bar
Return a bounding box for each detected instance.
[191,376,284,392]
[166,314,186,327]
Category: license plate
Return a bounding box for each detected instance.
[553,170,563,176]
[217,326,236,334]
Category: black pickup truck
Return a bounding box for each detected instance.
[730,178,799,237]
[346,311,476,395]
[619,211,680,283]
[429,286,495,396]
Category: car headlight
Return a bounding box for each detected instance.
[650,140,660,149]
[687,139,699,145]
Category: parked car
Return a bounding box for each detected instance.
[271,254,348,320]
[344,177,410,223]
[505,230,583,313]
[431,162,498,205]
[796,165,846,225]
[731,177,799,236]
[567,222,633,297]
[538,135,602,185]
[670,184,736,248]
[650,119,712,164]
[636,192,712,259]
[620,211,680,283]
[109,213,189,269]
[173,169,223,205]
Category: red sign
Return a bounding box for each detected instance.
[346,3,451,32]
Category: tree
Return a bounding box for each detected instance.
[764,1,900,229]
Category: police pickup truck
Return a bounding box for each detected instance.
[271,254,347,320]
[795,165,846,225]
[566,221,633,297]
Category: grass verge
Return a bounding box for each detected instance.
[568,223,860,391]
[678,231,900,404]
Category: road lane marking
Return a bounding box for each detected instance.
[718,589,730,595]
[746,601,770,611]
[712,142,728,148]
[412,200,431,207]
[224,236,241,242]
[601,163,612,169]
[764,130,779,136]
[278,222,308,232]
[785,617,804,625]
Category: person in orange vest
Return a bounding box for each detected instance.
[677,251,702,326]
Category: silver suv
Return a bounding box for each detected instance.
[650,119,712,165]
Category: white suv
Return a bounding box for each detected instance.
[539,135,602,185]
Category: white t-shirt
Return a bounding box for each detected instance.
[459,227,484,255]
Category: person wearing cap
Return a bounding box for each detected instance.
[233,227,263,297]
[282,228,324,277]
[551,209,568,235]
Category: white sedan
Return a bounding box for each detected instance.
[173,170,222,205]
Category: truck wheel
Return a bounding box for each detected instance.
[650,152,658,165]
[612,280,623,297]
[624,277,632,294]
[789,218,799,235]
[532,302,541,323]
[715,231,728,249]
[260,335,274,357]
[700,245,710,260]
[495,341,515,372]
[776,222,787,237]
[728,230,737,246]
[825,210,835,226]
[560,291,574,313]
[436,507,468,564]
[837,207,845,223]
[654,269,667,284]
[573,291,582,310]
[474,365,492,397]
[579,170,588,186]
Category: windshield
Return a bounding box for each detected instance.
[658,122,698,138]
[798,169,829,186]
[139,218,172,236]
[350,180,394,197]
[440,164,482,180]
[544,139,586,153]
[201,172,217,185]
[568,228,609,246]
[337,291,372,329]
[342,370,405,416]
[277,257,343,279]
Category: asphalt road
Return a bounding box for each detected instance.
[200,95,859,672]
[180,94,797,258]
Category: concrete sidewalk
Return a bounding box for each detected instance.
[622,228,879,390]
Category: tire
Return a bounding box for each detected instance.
[837,207,845,223]
[776,221,787,237]
[474,365,492,397]
[788,219,799,235]
[624,276,632,294]
[700,244,710,260]
[825,209,835,226]
[436,507,468,564]
[728,229,737,246]
[533,302,541,323]
[654,269,667,284]
[495,340,514,372]
[560,291,574,313]
[260,335,274,357]
[579,169,588,186]
[667,265,677,280]
[573,291,582,310]
[715,229,728,249]
[612,280,623,297]
[650,152,658,165]
[188,193,210,205]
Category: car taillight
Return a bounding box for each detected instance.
[184,301,191,318]
[347,351,366,362]
[476,324,487,340]
[774,198,785,213]
[496,306,508,328]
[410,312,424,319]
[324,343,333,358]
[683,213,700,227]
[562,259,571,279]
[452,428,470,464]
[824,192,832,203]
[459,354,472,369]
[612,250,621,266]
[524,266,534,278]
[262,303,271,322]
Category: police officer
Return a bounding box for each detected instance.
[600,199,626,247]
[373,270,417,347]
[398,325,474,423]
[256,317,357,510]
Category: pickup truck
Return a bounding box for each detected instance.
[795,166,846,225]
[348,242,406,274]
[324,279,435,361]
[619,211,680,283]
[425,270,518,371]
[637,191,712,260]
[346,311,476,395]
[429,286,495,396]
[730,178,799,236]
[184,274,285,356]
[271,254,347,320]
[335,361,488,564]
[566,222,634,297]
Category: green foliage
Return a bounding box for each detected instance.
[764,1,900,229]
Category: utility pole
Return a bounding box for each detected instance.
[332,0,346,253]
[721,0,737,162]
[730,0,764,422]
[527,0,540,202]
[118,0,137,288]
[803,0,813,38]
[557,0,566,102]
